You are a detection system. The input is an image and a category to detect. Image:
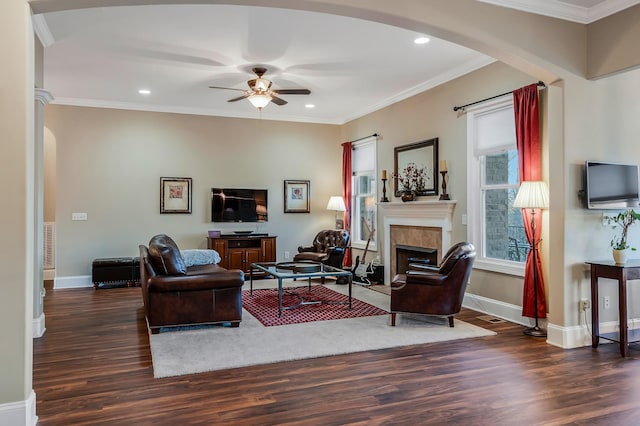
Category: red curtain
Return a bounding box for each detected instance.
[514,84,547,319]
[341,142,353,267]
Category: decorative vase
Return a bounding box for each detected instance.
[613,248,628,264]
[401,191,415,202]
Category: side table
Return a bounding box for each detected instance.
[587,259,640,357]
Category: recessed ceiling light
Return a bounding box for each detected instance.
[305,104,315,109]
[414,37,430,45]
[138,89,151,95]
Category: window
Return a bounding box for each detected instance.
[467,96,527,276]
[351,137,377,250]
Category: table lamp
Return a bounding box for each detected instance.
[326,196,346,229]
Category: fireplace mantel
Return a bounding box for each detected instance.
[379,200,457,284]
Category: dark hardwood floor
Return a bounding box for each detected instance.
[33,282,640,425]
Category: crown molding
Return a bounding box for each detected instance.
[32,14,55,47]
[477,0,640,24]
[50,97,344,125]
[587,0,640,22]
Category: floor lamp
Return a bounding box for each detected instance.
[326,196,346,229]
[513,181,549,337]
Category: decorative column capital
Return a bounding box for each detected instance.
[35,88,54,105]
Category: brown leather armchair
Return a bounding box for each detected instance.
[139,234,244,334]
[293,229,349,269]
[390,242,475,327]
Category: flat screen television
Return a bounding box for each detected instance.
[584,161,640,209]
[211,188,268,222]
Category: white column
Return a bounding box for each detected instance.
[33,88,53,338]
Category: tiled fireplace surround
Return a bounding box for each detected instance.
[379,200,456,284]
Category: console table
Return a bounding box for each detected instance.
[208,234,276,275]
[587,260,640,357]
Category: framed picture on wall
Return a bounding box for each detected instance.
[160,177,192,214]
[284,180,310,213]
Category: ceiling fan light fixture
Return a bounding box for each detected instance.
[254,77,271,92]
[248,92,272,109]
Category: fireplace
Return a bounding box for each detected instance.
[379,200,456,284]
[396,245,438,275]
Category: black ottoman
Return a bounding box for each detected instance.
[92,257,136,289]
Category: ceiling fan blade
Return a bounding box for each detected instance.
[209,86,246,92]
[270,95,288,106]
[273,89,311,95]
[228,94,250,102]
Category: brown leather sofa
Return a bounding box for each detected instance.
[139,234,244,334]
[390,242,476,327]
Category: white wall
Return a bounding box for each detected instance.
[44,106,343,284]
[0,1,36,424]
[562,68,640,327]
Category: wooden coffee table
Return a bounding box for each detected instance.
[249,261,353,317]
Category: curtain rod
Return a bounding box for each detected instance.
[453,81,546,112]
[350,133,379,144]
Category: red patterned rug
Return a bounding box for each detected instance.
[242,285,388,327]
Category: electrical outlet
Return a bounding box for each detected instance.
[604,296,610,309]
[284,251,290,259]
[579,299,591,311]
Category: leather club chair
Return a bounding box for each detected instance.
[390,242,476,327]
[294,229,349,282]
[139,234,244,334]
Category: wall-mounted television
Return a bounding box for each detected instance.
[211,188,268,222]
[584,161,640,209]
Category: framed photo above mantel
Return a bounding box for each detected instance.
[160,177,192,214]
[284,179,310,213]
[393,137,439,197]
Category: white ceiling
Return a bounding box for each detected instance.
[36,1,639,125]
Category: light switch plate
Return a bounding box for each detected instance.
[72,212,88,221]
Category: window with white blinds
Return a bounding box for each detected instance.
[352,137,377,249]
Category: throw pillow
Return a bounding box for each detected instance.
[181,249,221,267]
[148,234,187,275]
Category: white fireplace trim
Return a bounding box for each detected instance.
[379,200,457,284]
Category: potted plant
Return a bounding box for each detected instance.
[393,162,428,202]
[606,209,640,263]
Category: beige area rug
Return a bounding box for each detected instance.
[149,280,495,378]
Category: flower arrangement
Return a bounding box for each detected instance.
[393,162,429,193]
[606,209,640,250]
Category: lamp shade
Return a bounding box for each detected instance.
[248,93,271,109]
[513,181,549,209]
[326,196,346,211]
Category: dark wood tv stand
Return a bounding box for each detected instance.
[208,234,277,275]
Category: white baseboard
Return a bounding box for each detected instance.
[33,312,46,338]
[0,390,37,426]
[463,293,640,349]
[55,275,93,289]
[463,292,541,327]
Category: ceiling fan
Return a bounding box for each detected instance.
[209,67,311,109]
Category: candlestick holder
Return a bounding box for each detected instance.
[381,178,389,202]
[439,171,450,200]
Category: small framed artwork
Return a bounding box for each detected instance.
[284,180,310,213]
[160,177,192,214]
